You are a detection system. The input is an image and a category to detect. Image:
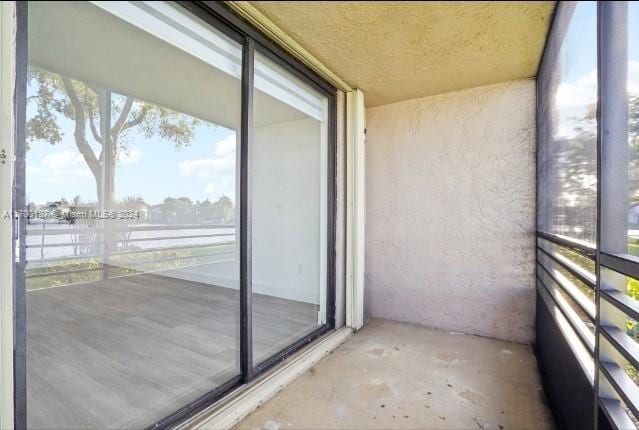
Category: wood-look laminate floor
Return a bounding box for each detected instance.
[26,273,319,430]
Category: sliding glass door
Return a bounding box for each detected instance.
[16,2,335,429]
[25,2,243,428]
[251,51,329,366]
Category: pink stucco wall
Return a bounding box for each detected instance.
[365,80,537,343]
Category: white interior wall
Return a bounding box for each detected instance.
[26,1,334,308]
[365,79,536,343]
[252,117,322,304]
[164,117,323,305]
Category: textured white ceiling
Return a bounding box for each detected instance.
[250,1,556,107]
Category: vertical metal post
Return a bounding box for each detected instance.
[100,90,112,280]
[13,2,28,428]
[327,93,337,330]
[599,2,629,256]
[40,222,44,260]
[594,5,604,428]
[593,6,603,428]
[240,38,254,381]
[595,2,629,428]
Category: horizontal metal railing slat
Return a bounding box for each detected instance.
[536,231,597,260]
[602,289,639,325]
[26,249,235,279]
[599,397,637,430]
[26,223,235,236]
[537,245,596,288]
[602,253,639,283]
[536,280,595,384]
[536,275,595,352]
[28,241,235,264]
[537,261,596,321]
[536,235,639,428]
[600,360,639,421]
[601,326,639,372]
[25,232,233,249]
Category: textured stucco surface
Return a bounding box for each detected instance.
[250,1,554,107]
[365,80,536,343]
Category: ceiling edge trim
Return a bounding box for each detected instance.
[225,1,353,93]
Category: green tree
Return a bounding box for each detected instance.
[119,196,146,211]
[26,67,202,207]
[210,195,234,224]
[161,197,194,223]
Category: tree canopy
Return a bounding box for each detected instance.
[26,67,205,206]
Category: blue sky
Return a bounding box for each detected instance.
[555,2,639,138]
[26,89,238,207]
[25,2,639,207]
[560,2,639,81]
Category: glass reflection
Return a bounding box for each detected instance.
[539,2,598,245]
[26,2,241,428]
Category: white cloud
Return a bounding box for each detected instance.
[32,151,93,184]
[118,149,144,165]
[555,61,639,138]
[205,177,236,202]
[179,157,235,178]
[41,151,84,169]
[629,61,639,96]
[214,134,237,157]
[178,134,237,200]
[179,134,236,178]
[556,68,597,112]
[555,60,639,110]
[555,68,597,139]
[36,150,93,185]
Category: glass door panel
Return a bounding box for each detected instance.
[25,2,241,428]
[251,51,329,365]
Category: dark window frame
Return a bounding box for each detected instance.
[13,2,337,429]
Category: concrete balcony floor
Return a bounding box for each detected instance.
[236,319,555,430]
